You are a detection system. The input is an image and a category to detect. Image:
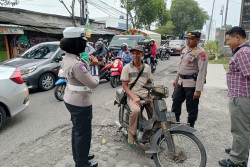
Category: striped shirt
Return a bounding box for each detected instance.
[226,41,250,98]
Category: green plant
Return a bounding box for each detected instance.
[204,41,218,56]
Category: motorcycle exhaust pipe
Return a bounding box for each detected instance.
[115,121,128,137]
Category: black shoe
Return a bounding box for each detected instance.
[219,159,247,167]
[225,148,232,154]
[88,161,98,167]
[88,154,94,160]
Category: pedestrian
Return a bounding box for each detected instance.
[60,27,99,167]
[120,45,153,147]
[171,31,208,128]
[218,26,250,167]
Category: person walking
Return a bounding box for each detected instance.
[219,26,250,167]
[60,27,99,167]
[171,31,208,128]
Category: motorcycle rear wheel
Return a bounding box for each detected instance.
[153,131,206,167]
[110,76,120,88]
[54,83,66,101]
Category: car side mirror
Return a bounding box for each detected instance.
[55,56,63,62]
[61,53,66,56]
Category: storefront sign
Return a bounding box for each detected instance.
[241,0,250,30]
[0,27,24,34]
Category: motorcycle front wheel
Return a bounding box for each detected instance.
[110,75,120,88]
[54,83,66,101]
[153,131,207,167]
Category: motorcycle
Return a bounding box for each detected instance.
[54,68,66,101]
[110,56,123,88]
[160,47,174,61]
[114,85,207,167]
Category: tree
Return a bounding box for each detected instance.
[155,21,175,36]
[121,0,167,30]
[59,0,77,26]
[170,0,208,37]
[0,0,18,6]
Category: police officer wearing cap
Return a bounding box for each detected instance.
[60,27,99,167]
[171,31,208,128]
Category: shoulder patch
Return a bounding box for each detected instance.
[79,64,87,72]
[199,52,206,61]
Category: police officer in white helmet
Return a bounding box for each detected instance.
[60,27,99,167]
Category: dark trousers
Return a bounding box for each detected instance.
[65,103,92,167]
[171,84,199,126]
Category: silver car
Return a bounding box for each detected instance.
[0,65,29,131]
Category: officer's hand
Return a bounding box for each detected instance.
[90,56,99,65]
[193,91,201,100]
[173,80,178,88]
[133,97,142,107]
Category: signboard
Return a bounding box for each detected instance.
[241,0,250,30]
[0,27,24,35]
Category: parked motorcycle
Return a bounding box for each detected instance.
[114,85,207,167]
[54,68,66,101]
[110,56,123,88]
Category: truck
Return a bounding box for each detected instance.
[108,29,161,57]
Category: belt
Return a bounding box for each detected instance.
[67,83,92,92]
[180,74,197,80]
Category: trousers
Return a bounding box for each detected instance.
[229,97,250,163]
[65,103,92,167]
[127,97,153,135]
[171,84,199,126]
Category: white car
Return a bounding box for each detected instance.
[0,65,29,131]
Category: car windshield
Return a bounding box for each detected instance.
[169,41,182,46]
[21,44,59,59]
[109,38,137,47]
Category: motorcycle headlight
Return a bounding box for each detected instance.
[20,66,37,75]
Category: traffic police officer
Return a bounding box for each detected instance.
[60,27,99,167]
[172,31,208,128]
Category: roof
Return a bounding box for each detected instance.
[0,7,121,36]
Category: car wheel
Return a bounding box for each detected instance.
[39,73,55,91]
[0,106,7,132]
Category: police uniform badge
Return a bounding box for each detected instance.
[79,64,87,72]
[199,52,206,61]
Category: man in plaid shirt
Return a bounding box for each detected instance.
[219,27,250,167]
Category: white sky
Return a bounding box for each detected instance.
[10,0,242,28]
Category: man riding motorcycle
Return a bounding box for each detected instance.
[92,41,108,67]
[117,43,132,66]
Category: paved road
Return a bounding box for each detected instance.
[0,57,178,162]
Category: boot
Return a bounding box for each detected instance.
[188,121,195,128]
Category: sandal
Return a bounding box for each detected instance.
[128,136,136,147]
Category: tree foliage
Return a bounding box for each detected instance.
[155,21,175,36]
[0,0,18,6]
[121,0,167,30]
[204,41,218,56]
[170,0,208,37]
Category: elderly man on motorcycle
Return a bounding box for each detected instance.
[120,45,153,147]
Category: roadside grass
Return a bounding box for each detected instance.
[209,57,231,71]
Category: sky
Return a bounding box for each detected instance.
[9,0,242,29]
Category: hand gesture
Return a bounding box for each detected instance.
[173,80,178,88]
[89,56,99,65]
[133,97,142,107]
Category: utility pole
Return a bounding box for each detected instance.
[208,0,215,41]
[224,0,229,27]
[220,5,224,27]
[126,0,128,31]
[80,0,86,25]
